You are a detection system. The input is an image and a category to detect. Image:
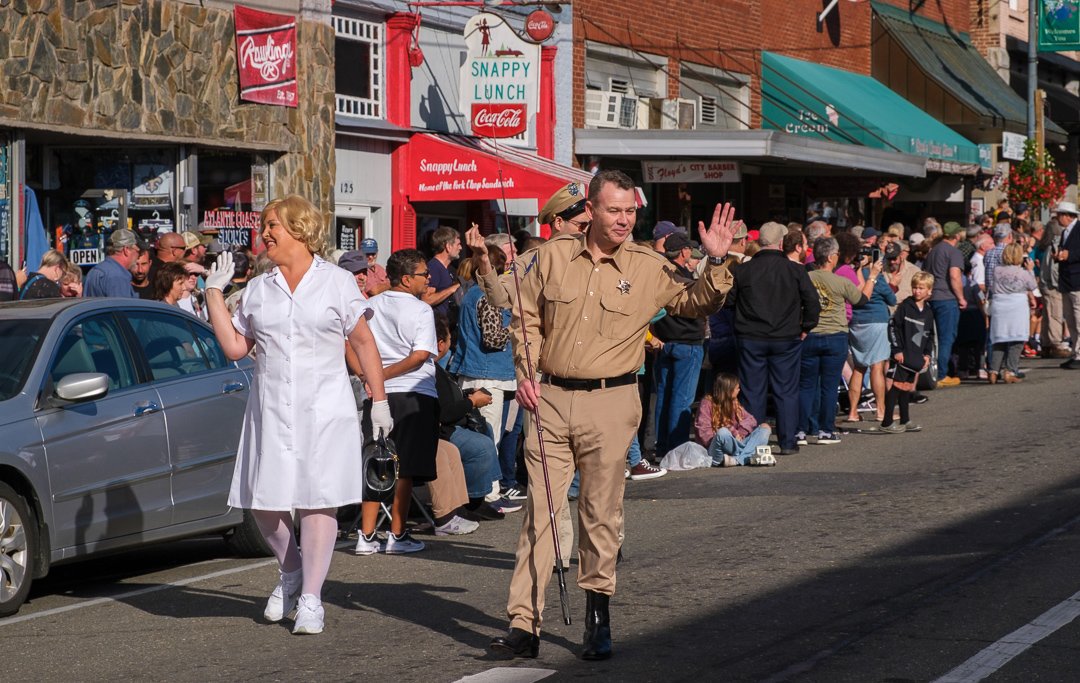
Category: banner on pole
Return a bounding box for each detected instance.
[1037,0,1080,51]
[234,5,298,107]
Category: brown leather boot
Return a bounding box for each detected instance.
[1003,371,1023,384]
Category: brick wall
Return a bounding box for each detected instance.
[573,0,974,130]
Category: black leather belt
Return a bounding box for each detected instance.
[542,372,638,391]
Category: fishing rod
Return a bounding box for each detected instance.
[488,136,572,626]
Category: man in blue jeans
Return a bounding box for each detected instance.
[923,222,967,387]
[730,222,820,455]
[651,232,707,458]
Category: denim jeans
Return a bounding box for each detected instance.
[626,434,643,468]
[449,425,502,499]
[708,426,772,465]
[798,332,848,435]
[737,336,802,450]
[930,299,960,380]
[497,401,524,489]
[653,341,705,456]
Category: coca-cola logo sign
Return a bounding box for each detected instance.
[524,10,555,43]
[471,104,527,138]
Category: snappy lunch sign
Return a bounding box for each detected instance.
[460,12,539,139]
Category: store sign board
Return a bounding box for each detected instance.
[234,5,298,108]
[1038,0,1080,51]
[1001,132,1027,161]
[642,160,742,183]
[459,12,539,138]
[68,248,103,266]
[203,209,260,247]
[978,143,994,171]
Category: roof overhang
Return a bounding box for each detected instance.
[574,129,930,177]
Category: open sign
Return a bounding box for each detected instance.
[68,249,103,266]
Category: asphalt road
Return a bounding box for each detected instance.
[5,358,1080,682]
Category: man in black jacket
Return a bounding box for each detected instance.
[731,222,820,454]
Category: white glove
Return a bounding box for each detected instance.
[204,251,235,291]
[370,399,394,440]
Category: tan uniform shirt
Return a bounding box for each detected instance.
[481,233,733,383]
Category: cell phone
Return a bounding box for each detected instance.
[476,388,492,396]
[871,247,881,262]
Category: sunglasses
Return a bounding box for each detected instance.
[407,271,431,279]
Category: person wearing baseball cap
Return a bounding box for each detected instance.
[358,238,390,296]
[922,221,967,387]
[83,228,143,298]
[181,230,210,264]
[337,249,370,294]
[1052,202,1080,368]
[652,220,687,254]
[536,182,589,237]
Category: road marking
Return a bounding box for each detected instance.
[453,668,555,683]
[0,539,356,627]
[933,589,1080,682]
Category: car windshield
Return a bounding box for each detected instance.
[0,319,48,401]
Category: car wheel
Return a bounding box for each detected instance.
[0,481,35,617]
[223,509,274,558]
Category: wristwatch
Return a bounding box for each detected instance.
[707,255,727,266]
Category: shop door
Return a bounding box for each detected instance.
[335,205,371,251]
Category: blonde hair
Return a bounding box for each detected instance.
[887,222,905,239]
[911,271,934,290]
[457,257,476,283]
[60,262,83,285]
[40,249,69,270]
[260,195,326,255]
[1002,242,1025,266]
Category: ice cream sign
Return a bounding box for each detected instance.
[460,12,539,139]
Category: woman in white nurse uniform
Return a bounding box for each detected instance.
[204,195,393,635]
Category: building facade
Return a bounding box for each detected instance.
[0,0,337,267]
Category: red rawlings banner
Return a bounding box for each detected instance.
[234,5,297,108]
[471,103,527,138]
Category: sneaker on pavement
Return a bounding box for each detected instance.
[629,461,667,480]
[263,568,302,622]
[490,496,523,514]
[879,422,906,434]
[434,515,480,536]
[500,486,527,501]
[912,393,929,405]
[936,376,961,388]
[778,446,800,455]
[461,503,505,522]
[901,422,922,432]
[292,594,324,635]
[354,531,383,555]
[711,454,740,468]
[795,431,808,446]
[385,531,425,554]
[816,431,841,445]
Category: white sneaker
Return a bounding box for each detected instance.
[385,531,425,554]
[263,568,302,622]
[795,431,808,446]
[484,480,501,503]
[292,594,324,635]
[434,515,479,536]
[354,531,383,555]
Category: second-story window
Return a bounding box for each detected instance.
[334,16,382,119]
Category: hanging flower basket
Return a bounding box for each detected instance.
[1004,140,1068,212]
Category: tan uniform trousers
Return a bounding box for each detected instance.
[507,382,639,635]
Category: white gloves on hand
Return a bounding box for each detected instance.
[204,251,236,292]
[370,399,394,439]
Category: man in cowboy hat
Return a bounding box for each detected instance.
[1052,201,1080,369]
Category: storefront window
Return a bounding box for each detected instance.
[197,150,266,250]
[32,147,176,267]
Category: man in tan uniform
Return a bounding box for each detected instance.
[487,169,738,660]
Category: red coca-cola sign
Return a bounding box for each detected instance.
[471,103,527,138]
[524,10,555,43]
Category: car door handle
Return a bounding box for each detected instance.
[134,401,161,417]
[222,381,246,394]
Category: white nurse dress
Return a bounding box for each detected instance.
[228,255,373,510]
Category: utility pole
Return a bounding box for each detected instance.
[1035,89,1045,168]
[1027,0,1037,140]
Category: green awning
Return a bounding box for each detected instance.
[761,51,980,167]
[872,1,1067,143]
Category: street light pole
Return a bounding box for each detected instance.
[1027,0,1037,139]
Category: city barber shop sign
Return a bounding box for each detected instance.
[459,12,539,139]
[642,160,742,183]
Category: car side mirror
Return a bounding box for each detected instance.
[54,373,110,403]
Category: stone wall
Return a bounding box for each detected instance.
[0,0,336,214]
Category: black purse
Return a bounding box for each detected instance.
[362,429,399,502]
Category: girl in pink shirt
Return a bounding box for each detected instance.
[695,373,775,467]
